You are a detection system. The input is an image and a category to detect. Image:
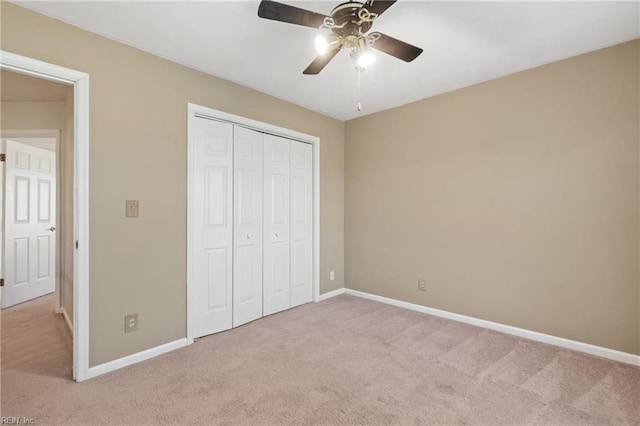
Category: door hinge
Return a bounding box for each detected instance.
[0,278,4,287]
[75,241,78,249]
[0,153,5,162]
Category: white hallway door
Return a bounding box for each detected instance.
[192,117,313,338]
[2,140,56,308]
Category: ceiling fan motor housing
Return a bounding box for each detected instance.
[330,1,373,48]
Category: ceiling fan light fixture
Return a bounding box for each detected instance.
[351,38,376,71]
[357,49,375,68]
[314,34,329,55]
[315,33,340,56]
[257,0,423,75]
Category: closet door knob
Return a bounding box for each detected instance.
[247,234,251,240]
[275,232,279,238]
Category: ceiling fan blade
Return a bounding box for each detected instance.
[303,48,341,75]
[363,0,397,17]
[371,33,423,62]
[258,0,329,29]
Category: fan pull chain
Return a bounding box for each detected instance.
[357,70,362,112]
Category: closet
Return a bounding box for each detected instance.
[191,116,313,339]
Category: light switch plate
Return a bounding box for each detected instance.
[125,200,139,217]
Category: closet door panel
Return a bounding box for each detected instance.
[290,141,313,307]
[233,126,264,327]
[263,135,291,316]
[193,117,233,338]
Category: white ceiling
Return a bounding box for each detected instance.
[14,1,640,121]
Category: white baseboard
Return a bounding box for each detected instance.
[59,307,73,335]
[86,338,188,380]
[317,288,346,301]
[344,289,640,367]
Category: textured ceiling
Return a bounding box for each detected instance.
[13,1,640,121]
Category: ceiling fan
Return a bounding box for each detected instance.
[257,0,423,75]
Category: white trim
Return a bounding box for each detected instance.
[0,129,61,139]
[312,131,320,303]
[1,51,91,382]
[0,129,61,313]
[192,107,319,144]
[60,306,73,335]
[317,288,345,301]
[0,52,85,85]
[85,339,188,380]
[186,103,321,343]
[186,105,196,345]
[186,105,195,345]
[345,289,640,367]
[73,70,90,383]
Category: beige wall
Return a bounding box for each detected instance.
[346,40,640,355]
[1,2,345,366]
[2,101,65,129]
[61,88,74,322]
[3,1,636,365]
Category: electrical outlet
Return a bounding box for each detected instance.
[330,271,335,281]
[125,314,138,333]
[125,200,139,217]
[418,278,427,292]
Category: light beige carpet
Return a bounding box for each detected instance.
[1,293,639,425]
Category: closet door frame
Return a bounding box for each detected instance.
[186,103,320,345]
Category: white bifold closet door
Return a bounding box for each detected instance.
[192,117,313,338]
[263,135,313,314]
[289,141,313,307]
[232,126,263,327]
[263,134,291,316]
[192,117,234,337]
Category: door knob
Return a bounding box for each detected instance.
[275,232,279,238]
[46,226,56,232]
[247,234,251,240]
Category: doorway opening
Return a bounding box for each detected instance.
[0,52,90,382]
[1,70,72,383]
